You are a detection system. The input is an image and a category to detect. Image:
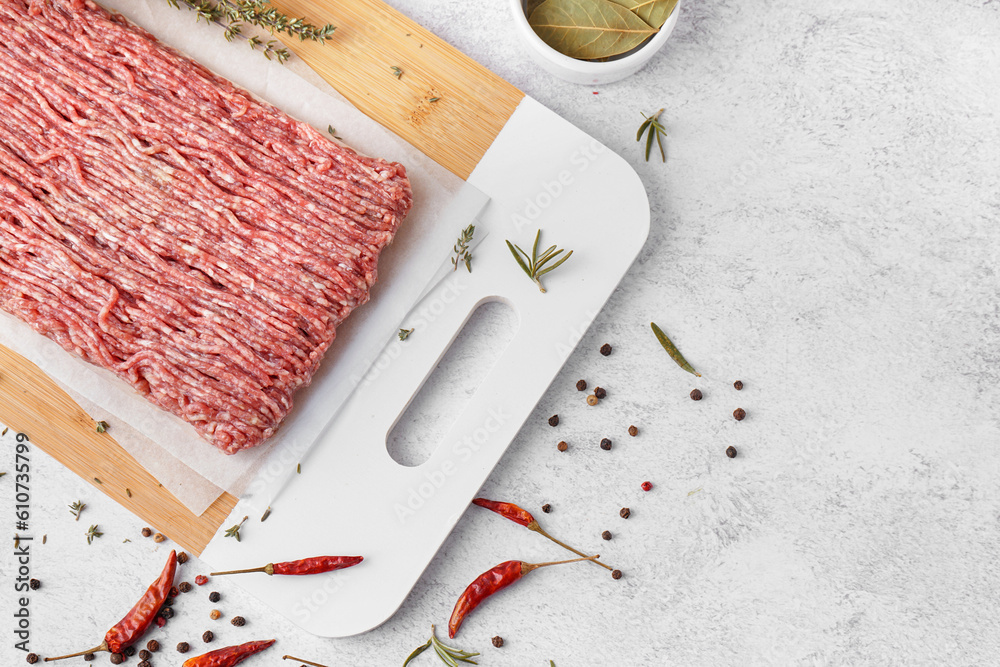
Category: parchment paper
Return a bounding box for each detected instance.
[0,0,484,514]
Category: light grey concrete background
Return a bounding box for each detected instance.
[3,0,1000,665]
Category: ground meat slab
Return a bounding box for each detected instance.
[0,0,412,453]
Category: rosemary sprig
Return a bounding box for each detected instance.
[225,515,248,542]
[637,108,667,162]
[451,224,475,272]
[403,626,479,666]
[86,524,103,545]
[69,500,86,522]
[506,229,573,293]
[165,0,336,63]
[398,328,414,341]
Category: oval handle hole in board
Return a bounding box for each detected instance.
[386,300,518,467]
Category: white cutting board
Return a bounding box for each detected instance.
[199,96,650,636]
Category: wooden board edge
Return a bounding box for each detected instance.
[271,0,526,179]
[0,344,236,555]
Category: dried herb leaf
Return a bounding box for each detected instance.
[607,0,678,29]
[526,0,546,18]
[650,322,700,376]
[529,0,657,60]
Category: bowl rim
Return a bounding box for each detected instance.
[509,0,679,72]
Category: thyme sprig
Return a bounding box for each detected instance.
[506,229,573,293]
[95,420,109,433]
[451,224,475,272]
[225,515,248,542]
[637,108,667,162]
[165,0,336,63]
[403,625,479,666]
[398,328,414,341]
[69,500,86,522]
[86,524,103,545]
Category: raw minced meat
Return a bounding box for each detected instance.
[0,0,412,453]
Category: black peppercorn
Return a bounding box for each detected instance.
[620,507,630,519]
[178,581,193,593]
[109,655,123,665]
[734,380,743,390]
[26,654,39,664]
[576,379,587,391]
[602,530,612,540]
[726,446,737,458]
[541,503,551,513]
[690,388,703,401]
[169,585,179,598]
[231,616,246,627]
[600,438,612,451]
[141,527,152,538]
[209,591,221,603]
[594,386,607,399]
[202,631,214,643]
[177,551,189,564]
[138,650,151,660]
[557,441,568,452]
[628,425,638,437]
[124,646,137,657]
[176,643,190,654]
[492,636,504,648]
[84,654,95,662]
[146,640,159,653]
[159,606,174,619]
[611,569,623,580]
[600,343,612,356]
[733,408,746,421]
[164,598,175,608]
[547,414,559,427]
[29,578,40,590]
[138,661,151,667]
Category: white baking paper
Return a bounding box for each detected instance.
[0,0,486,514]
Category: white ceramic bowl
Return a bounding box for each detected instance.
[510,0,680,85]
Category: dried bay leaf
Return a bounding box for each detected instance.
[529,0,658,60]
[608,0,679,29]
[526,0,547,19]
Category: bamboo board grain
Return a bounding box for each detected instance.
[269,0,525,179]
[0,1,526,554]
[0,345,238,555]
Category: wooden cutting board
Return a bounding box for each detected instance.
[0,0,523,555]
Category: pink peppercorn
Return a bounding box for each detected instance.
[195,575,209,586]
[641,481,653,492]
[155,616,167,629]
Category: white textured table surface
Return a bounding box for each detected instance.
[4,0,1000,665]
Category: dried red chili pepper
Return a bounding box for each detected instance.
[182,639,275,667]
[45,550,177,662]
[210,555,363,577]
[472,498,613,571]
[448,555,598,638]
